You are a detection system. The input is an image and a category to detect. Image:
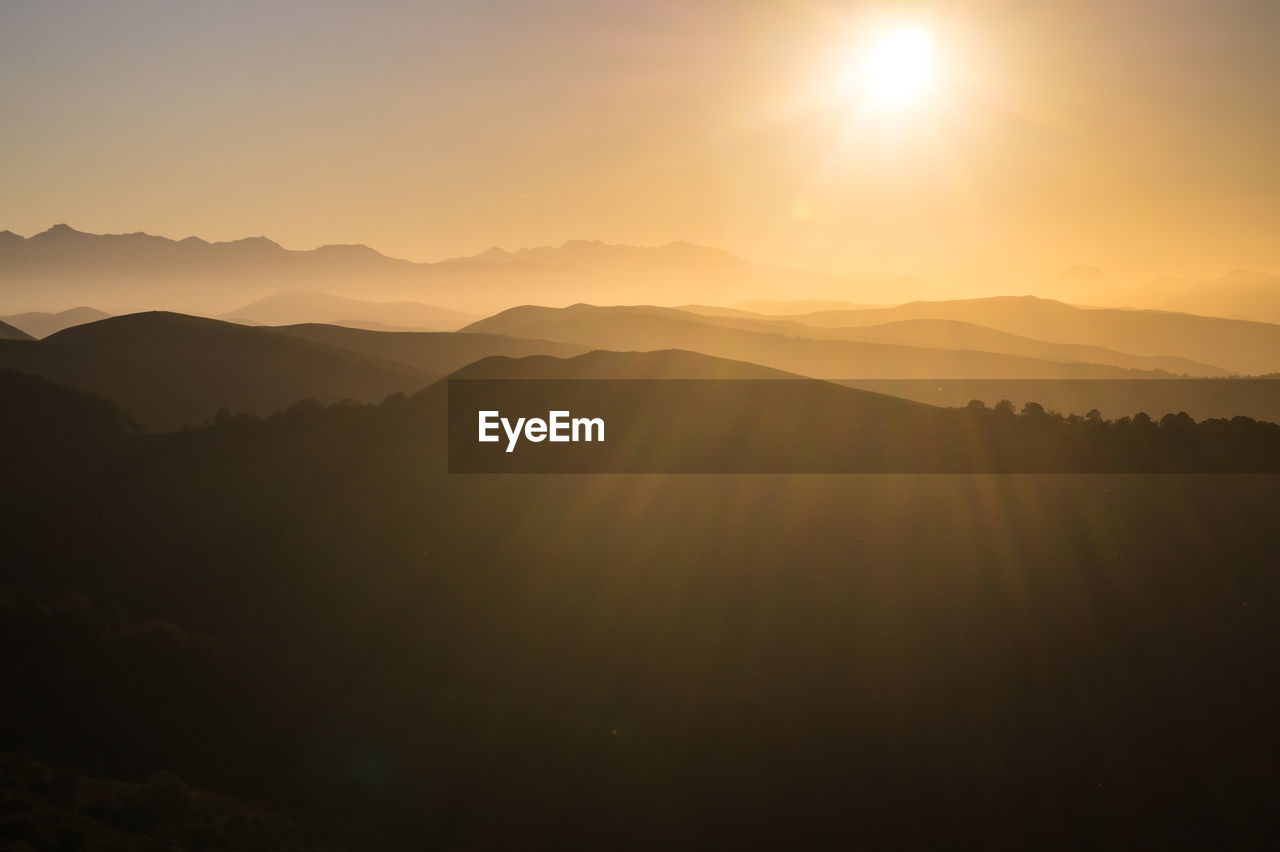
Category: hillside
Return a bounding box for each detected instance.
[271,323,591,375]
[727,299,888,314]
[0,306,111,339]
[225,291,477,331]
[666,308,1229,376]
[812,318,1231,376]
[1130,270,1280,324]
[447,348,799,380]
[462,304,1185,379]
[0,312,436,430]
[4,360,1280,847]
[0,318,34,340]
[785,296,1280,375]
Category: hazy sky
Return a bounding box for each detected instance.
[2,0,1278,284]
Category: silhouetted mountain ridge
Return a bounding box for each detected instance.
[0,226,858,314]
[0,312,437,430]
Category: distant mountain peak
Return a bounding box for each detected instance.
[215,235,283,251]
[474,246,515,261]
[36,223,87,238]
[312,243,380,257]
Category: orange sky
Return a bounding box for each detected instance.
[2,0,1278,286]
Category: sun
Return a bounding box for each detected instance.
[861,27,935,107]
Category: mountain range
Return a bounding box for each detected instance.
[8,224,1278,322]
[463,303,1241,378]
[773,296,1280,376]
[0,225,863,315]
[7,296,1280,430]
[0,312,603,429]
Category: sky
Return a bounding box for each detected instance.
[2,0,1279,285]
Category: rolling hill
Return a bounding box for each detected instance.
[7,352,1280,848]
[224,291,478,331]
[0,307,111,338]
[783,296,1280,375]
[447,347,800,381]
[670,307,1229,376]
[0,312,436,430]
[1131,270,1280,324]
[270,323,591,375]
[801,318,1231,376]
[0,318,33,340]
[724,299,886,314]
[462,304,1190,380]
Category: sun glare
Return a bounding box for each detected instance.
[861,27,935,107]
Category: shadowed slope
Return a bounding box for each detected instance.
[0,312,437,430]
[0,318,34,340]
[5,357,1280,848]
[445,347,800,380]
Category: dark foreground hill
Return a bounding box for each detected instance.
[3,362,1280,849]
[0,752,330,852]
[0,312,437,430]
